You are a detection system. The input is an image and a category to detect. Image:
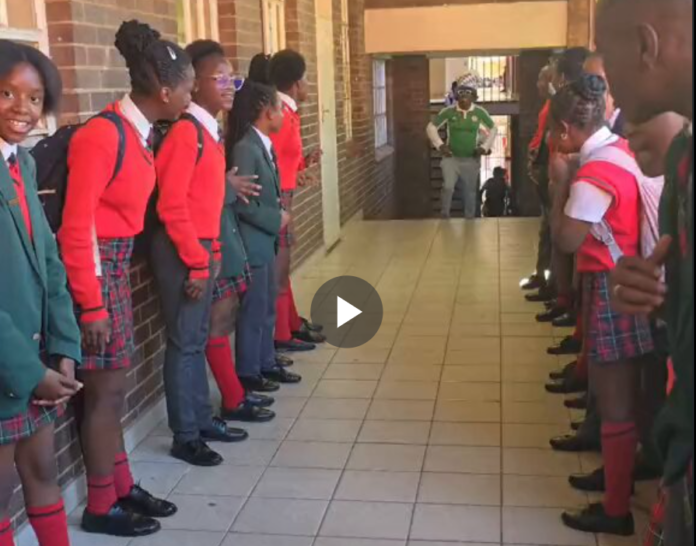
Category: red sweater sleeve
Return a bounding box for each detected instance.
[58,119,119,323]
[155,122,210,278]
[529,100,551,153]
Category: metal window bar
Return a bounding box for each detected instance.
[461,56,518,103]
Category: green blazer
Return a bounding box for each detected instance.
[219,184,250,279]
[232,129,282,267]
[0,148,81,420]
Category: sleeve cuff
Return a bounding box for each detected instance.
[189,268,210,280]
[80,307,109,324]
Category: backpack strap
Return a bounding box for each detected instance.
[178,112,205,164]
[92,111,127,186]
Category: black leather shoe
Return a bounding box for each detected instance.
[549,361,577,381]
[292,324,327,344]
[550,433,601,453]
[82,504,160,537]
[571,420,583,431]
[545,375,587,395]
[548,337,582,356]
[552,312,577,328]
[521,275,545,291]
[565,395,588,410]
[240,376,281,393]
[245,392,275,408]
[526,286,556,303]
[276,353,294,367]
[201,417,249,443]
[301,317,323,332]
[118,484,177,518]
[220,403,276,423]
[263,366,302,384]
[562,503,635,536]
[569,467,607,492]
[275,339,316,352]
[171,439,223,467]
[537,306,567,323]
[544,300,557,310]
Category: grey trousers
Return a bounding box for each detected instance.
[151,229,214,443]
[441,156,481,219]
[664,476,694,546]
[236,263,277,379]
[532,165,553,277]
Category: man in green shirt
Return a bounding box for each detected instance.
[427,73,497,219]
[597,0,692,543]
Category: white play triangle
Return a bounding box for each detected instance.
[337,296,363,328]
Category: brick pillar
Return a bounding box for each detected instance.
[392,55,431,218]
[567,0,593,48]
[218,0,264,73]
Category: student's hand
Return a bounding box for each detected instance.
[439,144,453,158]
[33,368,82,406]
[81,319,111,354]
[280,210,292,231]
[305,148,323,167]
[58,358,76,384]
[185,277,208,301]
[610,236,671,315]
[227,167,262,205]
[473,146,489,158]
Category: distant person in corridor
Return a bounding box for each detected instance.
[427,73,498,219]
[481,166,509,217]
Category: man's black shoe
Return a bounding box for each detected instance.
[240,376,281,393]
[82,504,160,537]
[293,323,327,344]
[275,353,294,367]
[550,433,601,453]
[171,439,223,467]
[569,467,607,492]
[537,307,567,323]
[552,312,576,328]
[526,287,556,303]
[245,392,275,407]
[571,420,583,431]
[262,366,302,384]
[220,403,276,423]
[201,417,249,443]
[549,361,577,381]
[521,274,545,291]
[118,484,177,518]
[562,503,635,536]
[301,317,324,332]
[545,375,587,395]
[565,395,588,410]
[548,337,582,356]
[275,339,316,352]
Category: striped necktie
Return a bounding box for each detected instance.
[7,153,21,184]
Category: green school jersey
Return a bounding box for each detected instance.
[433,105,495,159]
[655,129,694,485]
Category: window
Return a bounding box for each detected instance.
[1,0,54,137]
[340,0,353,141]
[373,60,388,149]
[177,0,219,45]
[262,0,286,54]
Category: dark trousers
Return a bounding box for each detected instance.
[151,229,214,443]
[236,262,277,379]
[532,165,552,277]
[664,475,694,546]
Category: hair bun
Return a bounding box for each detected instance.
[573,73,607,101]
[115,20,161,63]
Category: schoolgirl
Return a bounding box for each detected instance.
[0,39,82,546]
[58,21,193,537]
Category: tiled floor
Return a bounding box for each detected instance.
[34,219,661,545]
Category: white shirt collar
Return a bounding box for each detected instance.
[278,92,298,113]
[119,94,152,146]
[580,126,619,162]
[187,102,220,143]
[456,102,476,114]
[253,127,274,159]
[0,138,18,162]
[608,108,621,129]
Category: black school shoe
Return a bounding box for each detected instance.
[276,353,294,367]
[552,312,577,328]
[220,402,276,423]
[262,365,302,384]
[549,361,577,381]
[240,376,281,393]
[293,323,327,344]
[550,433,601,453]
[118,484,177,518]
[82,504,160,537]
[548,337,582,356]
[562,503,635,536]
[275,339,316,352]
[545,375,587,395]
[570,463,661,492]
[537,306,567,323]
[171,439,223,467]
[301,317,324,332]
[521,274,545,291]
[245,392,275,408]
[526,286,557,303]
[201,417,249,443]
[565,394,588,410]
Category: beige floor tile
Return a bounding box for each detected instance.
[503,365,563,383]
[367,400,435,421]
[418,472,501,505]
[504,475,588,508]
[503,507,596,545]
[347,444,426,472]
[173,466,264,497]
[213,440,281,467]
[374,381,439,401]
[502,322,554,337]
[301,398,371,420]
[429,422,501,447]
[502,402,571,425]
[288,418,363,443]
[320,501,414,540]
[434,400,501,423]
[388,348,446,366]
[316,540,405,546]
[129,530,225,546]
[294,349,339,365]
[424,446,501,474]
[324,364,385,381]
[393,335,447,351]
[445,349,501,366]
[242,418,296,441]
[130,462,189,497]
[314,380,379,399]
[440,371,501,390]
[271,441,353,470]
[334,347,391,364]
[445,336,501,352]
[358,421,431,445]
[381,366,443,382]
[410,504,501,542]
[503,382,565,404]
[232,498,328,536]
[502,338,560,366]
[223,534,314,546]
[161,495,245,532]
[252,467,341,500]
[447,323,502,337]
[503,423,570,448]
[335,470,421,502]
[503,448,582,476]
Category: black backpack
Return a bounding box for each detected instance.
[31,111,126,233]
[133,113,206,257]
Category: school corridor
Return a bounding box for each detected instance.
[42,218,654,546]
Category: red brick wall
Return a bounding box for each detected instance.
[218,0,264,72]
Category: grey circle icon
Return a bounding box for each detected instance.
[310,276,384,349]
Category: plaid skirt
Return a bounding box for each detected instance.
[80,238,135,371]
[583,272,654,364]
[279,190,295,248]
[0,405,61,446]
[213,264,252,302]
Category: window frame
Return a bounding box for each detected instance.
[340,0,353,141]
[177,0,219,45]
[262,0,286,55]
[373,59,389,150]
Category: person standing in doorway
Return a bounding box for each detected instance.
[427,72,498,219]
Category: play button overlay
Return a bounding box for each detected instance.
[310,276,383,348]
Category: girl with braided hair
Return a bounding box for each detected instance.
[58,20,194,538]
[548,73,654,537]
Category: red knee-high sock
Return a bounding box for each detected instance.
[0,520,14,546]
[288,282,302,332]
[275,288,294,342]
[602,422,638,517]
[27,500,69,546]
[206,336,246,410]
[86,475,117,515]
[557,292,572,309]
[114,452,135,499]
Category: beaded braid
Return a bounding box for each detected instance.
[550,73,608,132]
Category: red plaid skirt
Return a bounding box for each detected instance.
[0,405,61,446]
[80,238,135,371]
[583,272,654,364]
[213,264,252,302]
[279,190,295,248]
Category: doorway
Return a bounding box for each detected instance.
[315,0,341,248]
